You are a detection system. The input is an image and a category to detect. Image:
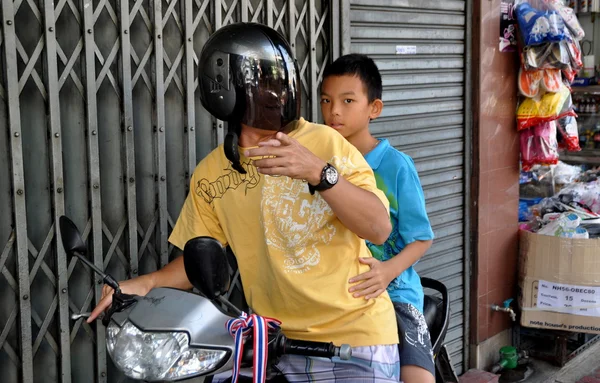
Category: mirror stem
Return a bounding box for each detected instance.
[73,251,120,291]
[217,295,243,316]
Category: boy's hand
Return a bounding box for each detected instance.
[245,132,326,185]
[348,257,394,300]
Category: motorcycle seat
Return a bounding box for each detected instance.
[422,294,444,349]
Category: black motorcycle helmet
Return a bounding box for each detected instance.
[198,23,301,173]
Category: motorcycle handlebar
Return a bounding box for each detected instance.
[281,338,352,360]
[241,334,352,365]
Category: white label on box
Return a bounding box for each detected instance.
[396,45,416,55]
[537,280,600,317]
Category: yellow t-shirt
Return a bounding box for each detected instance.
[169,118,399,347]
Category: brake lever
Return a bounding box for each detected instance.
[71,312,92,320]
[101,288,137,327]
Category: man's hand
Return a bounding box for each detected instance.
[247,131,391,244]
[245,132,326,185]
[87,275,155,323]
[348,258,394,300]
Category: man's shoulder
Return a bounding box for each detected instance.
[293,118,347,143]
[192,146,225,175]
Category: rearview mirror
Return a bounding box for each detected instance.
[183,237,230,300]
[59,216,120,292]
[59,216,87,255]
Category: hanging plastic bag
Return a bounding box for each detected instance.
[515,2,567,46]
[522,41,571,70]
[562,66,577,83]
[519,68,544,97]
[520,121,559,171]
[542,68,562,92]
[542,0,585,41]
[517,85,574,130]
[557,115,581,151]
[566,35,583,70]
[518,67,562,97]
[522,36,582,73]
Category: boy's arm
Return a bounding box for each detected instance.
[349,240,432,299]
[384,240,432,277]
[349,153,434,299]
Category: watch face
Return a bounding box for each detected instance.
[325,166,338,185]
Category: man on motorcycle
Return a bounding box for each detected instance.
[88,23,400,382]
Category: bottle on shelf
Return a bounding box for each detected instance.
[594,123,600,149]
[584,98,591,113]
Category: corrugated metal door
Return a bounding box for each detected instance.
[342,0,471,374]
[0,0,332,382]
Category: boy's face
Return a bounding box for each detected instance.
[320,75,381,139]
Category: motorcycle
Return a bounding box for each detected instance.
[60,215,457,382]
[60,216,351,382]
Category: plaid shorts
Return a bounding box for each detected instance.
[273,344,400,382]
[213,344,400,382]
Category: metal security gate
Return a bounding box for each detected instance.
[0,0,331,381]
[341,0,472,374]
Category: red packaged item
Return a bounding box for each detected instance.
[557,115,581,152]
[520,121,559,171]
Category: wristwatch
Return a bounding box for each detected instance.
[308,163,339,195]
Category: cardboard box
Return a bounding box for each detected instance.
[518,230,600,334]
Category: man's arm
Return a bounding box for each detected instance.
[87,256,192,322]
[89,165,226,323]
[248,132,391,244]
[318,176,391,244]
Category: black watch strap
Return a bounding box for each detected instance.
[308,163,337,195]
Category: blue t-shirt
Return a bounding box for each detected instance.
[364,139,434,313]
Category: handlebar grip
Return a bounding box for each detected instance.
[240,334,353,365]
[282,339,352,360]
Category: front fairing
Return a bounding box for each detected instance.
[109,288,236,378]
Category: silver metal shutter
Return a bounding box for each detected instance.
[342,0,471,374]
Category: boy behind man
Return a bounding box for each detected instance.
[320,54,436,383]
[89,26,401,383]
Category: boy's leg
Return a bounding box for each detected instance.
[394,302,435,383]
[401,365,435,383]
[273,345,400,382]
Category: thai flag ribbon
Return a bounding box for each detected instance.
[226,312,282,383]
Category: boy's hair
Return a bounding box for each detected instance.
[322,54,382,102]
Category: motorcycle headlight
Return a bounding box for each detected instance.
[106,321,227,381]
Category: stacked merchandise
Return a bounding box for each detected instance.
[517,162,600,336]
[515,0,584,170]
[520,162,600,238]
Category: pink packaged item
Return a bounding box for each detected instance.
[520,121,559,171]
